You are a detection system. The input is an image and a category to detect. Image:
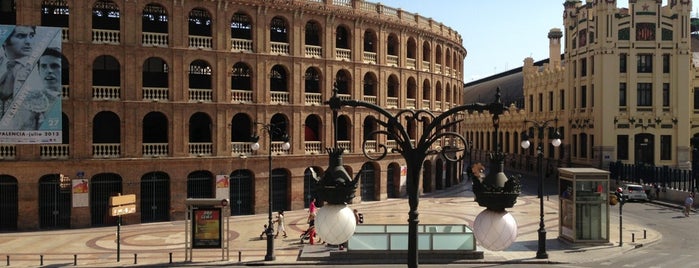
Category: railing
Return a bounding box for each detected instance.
[142,143,168,157]
[365,140,377,152]
[189,142,213,156]
[406,98,416,109]
[609,161,696,192]
[231,142,253,156]
[0,145,16,159]
[435,63,442,74]
[363,95,377,105]
[270,91,290,104]
[40,144,69,159]
[62,85,69,99]
[406,58,416,69]
[387,55,398,66]
[92,29,120,44]
[61,27,69,42]
[143,87,169,101]
[304,141,322,154]
[92,143,120,158]
[363,51,377,64]
[333,0,351,7]
[336,48,351,60]
[305,92,323,105]
[305,45,322,58]
[231,89,253,103]
[422,60,430,72]
[92,86,120,100]
[188,35,212,49]
[271,141,290,155]
[270,42,289,55]
[386,140,398,152]
[386,97,398,108]
[434,101,442,111]
[231,38,253,52]
[422,99,431,110]
[348,224,476,251]
[142,32,168,47]
[337,93,352,101]
[337,140,351,153]
[188,88,212,102]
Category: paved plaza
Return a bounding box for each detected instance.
[0,181,660,267]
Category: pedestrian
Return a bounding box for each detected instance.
[684,193,694,217]
[274,210,287,238]
[259,224,268,239]
[353,209,363,224]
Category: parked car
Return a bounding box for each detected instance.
[619,184,649,202]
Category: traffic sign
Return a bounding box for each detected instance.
[111,204,136,216]
[109,194,136,206]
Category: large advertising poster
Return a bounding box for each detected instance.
[0,25,62,143]
[192,208,222,248]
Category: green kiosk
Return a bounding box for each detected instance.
[558,168,610,243]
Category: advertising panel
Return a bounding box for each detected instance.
[192,208,222,248]
[0,25,62,143]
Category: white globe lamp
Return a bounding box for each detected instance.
[473,209,518,251]
[315,204,357,245]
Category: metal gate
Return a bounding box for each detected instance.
[39,174,71,229]
[187,171,214,198]
[360,163,376,201]
[141,172,170,223]
[90,173,122,226]
[271,168,288,212]
[0,175,18,231]
[386,164,397,198]
[435,159,444,190]
[230,170,253,215]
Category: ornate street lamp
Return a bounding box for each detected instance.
[251,123,290,261]
[520,118,561,259]
[326,86,516,268]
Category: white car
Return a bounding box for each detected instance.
[620,184,649,202]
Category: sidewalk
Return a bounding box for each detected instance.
[0,181,661,267]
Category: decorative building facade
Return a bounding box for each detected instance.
[0,0,465,231]
[464,0,695,172]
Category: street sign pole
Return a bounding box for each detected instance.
[109,193,136,263]
[117,215,121,262]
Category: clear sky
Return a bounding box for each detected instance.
[374,0,692,82]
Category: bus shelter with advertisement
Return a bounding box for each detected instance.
[185,198,230,262]
[558,168,610,243]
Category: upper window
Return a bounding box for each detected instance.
[637,83,653,106]
[637,54,652,73]
[619,53,627,73]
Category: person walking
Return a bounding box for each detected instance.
[274,210,287,238]
[684,193,694,217]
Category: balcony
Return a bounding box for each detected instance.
[231,89,253,103]
[435,63,442,74]
[61,27,69,42]
[189,142,213,156]
[40,144,69,159]
[387,55,399,66]
[231,38,253,52]
[337,93,352,102]
[93,143,120,158]
[92,86,120,100]
[365,140,377,152]
[305,45,322,58]
[271,141,290,155]
[387,97,398,108]
[406,98,416,109]
[305,92,322,105]
[92,29,120,45]
[363,95,377,105]
[422,99,431,110]
[338,140,351,153]
[142,32,168,47]
[363,51,377,64]
[422,60,430,72]
[434,101,442,111]
[189,35,212,49]
[0,145,16,160]
[406,58,416,70]
[142,143,168,157]
[189,88,212,102]
[62,85,69,99]
[304,141,322,155]
[143,87,169,101]
[336,48,351,61]
[271,42,290,55]
[231,142,253,157]
[271,91,290,104]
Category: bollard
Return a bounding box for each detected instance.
[169,252,173,264]
[40,255,43,266]
[134,253,137,265]
[632,233,635,242]
[644,229,647,239]
[238,251,242,262]
[7,255,9,266]
[73,254,77,266]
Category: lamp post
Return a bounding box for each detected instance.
[520,119,561,259]
[250,123,290,261]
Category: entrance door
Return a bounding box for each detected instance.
[0,175,18,230]
[634,134,654,166]
[230,170,254,215]
[360,163,376,201]
[39,174,71,229]
[90,174,122,226]
[141,172,170,223]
